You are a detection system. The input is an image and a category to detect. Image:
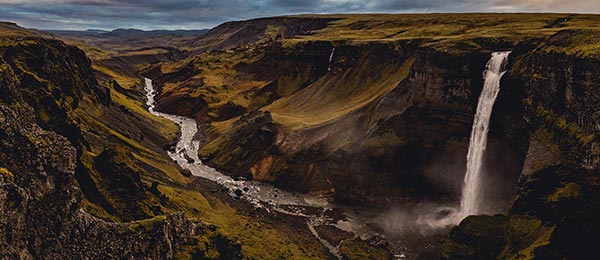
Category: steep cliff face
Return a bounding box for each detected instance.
[21,13,599,258]
[139,15,600,258]
[0,35,104,134]
[510,30,600,170]
[0,56,240,259]
[150,14,551,205]
[442,165,600,260]
[1,23,343,260]
[148,40,337,122]
[0,32,176,221]
[199,41,430,201]
[442,29,600,260]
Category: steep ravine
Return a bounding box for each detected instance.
[150,15,600,259]
[2,23,397,259]
[191,42,527,209]
[0,54,240,259]
[144,77,400,259]
[4,14,600,260]
[152,40,530,258]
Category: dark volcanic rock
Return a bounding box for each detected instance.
[443,30,600,260]
[442,215,509,260]
[163,142,177,152]
[0,35,241,260]
[0,102,241,259]
[215,101,247,121]
[234,189,243,197]
[442,165,600,260]
[180,169,193,177]
[505,30,600,169]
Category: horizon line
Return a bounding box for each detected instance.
[5,11,600,31]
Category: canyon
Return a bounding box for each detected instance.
[1,13,600,259]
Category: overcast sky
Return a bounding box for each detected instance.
[1,0,599,30]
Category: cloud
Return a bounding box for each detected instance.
[0,0,599,30]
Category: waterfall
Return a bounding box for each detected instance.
[459,51,511,216]
[328,47,335,71]
[414,51,511,230]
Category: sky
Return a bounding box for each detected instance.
[0,0,599,30]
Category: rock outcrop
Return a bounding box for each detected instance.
[0,87,240,260]
[442,29,600,260]
[442,165,600,260]
[0,31,240,259]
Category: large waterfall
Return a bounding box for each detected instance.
[416,51,511,229]
[459,51,511,216]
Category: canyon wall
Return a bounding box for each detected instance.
[152,16,541,206]
[149,16,600,259]
[0,24,241,259]
[3,14,599,259]
[442,29,600,260]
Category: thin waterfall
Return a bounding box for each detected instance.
[328,47,335,71]
[459,51,511,216]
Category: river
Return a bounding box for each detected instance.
[142,51,513,259]
[143,78,392,259]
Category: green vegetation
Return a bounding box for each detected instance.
[442,215,556,260]
[156,13,600,134]
[281,14,600,52]
[0,22,46,38]
[270,55,414,129]
[154,184,329,259]
[339,239,392,260]
[174,231,242,260]
[5,12,600,259]
[547,182,582,202]
[444,165,599,260]
[540,29,600,57]
[501,215,555,260]
[93,64,140,88]
[532,104,596,162]
[127,215,167,232]
[11,25,334,259]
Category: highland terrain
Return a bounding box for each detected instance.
[1,13,600,259]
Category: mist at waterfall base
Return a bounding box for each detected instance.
[374,52,517,241]
[375,141,520,233]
